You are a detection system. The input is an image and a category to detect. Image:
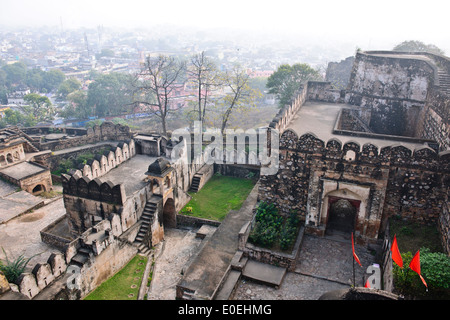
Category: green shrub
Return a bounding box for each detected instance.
[0,248,35,283]
[249,202,300,251]
[393,248,450,299]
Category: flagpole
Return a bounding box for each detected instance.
[352,231,355,287]
[352,256,355,287]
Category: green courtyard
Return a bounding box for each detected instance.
[83,255,148,300]
[181,174,256,221]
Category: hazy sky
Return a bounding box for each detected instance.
[1,0,449,53]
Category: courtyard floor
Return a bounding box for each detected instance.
[232,233,375,300]
[0,180,377,300]
[147,227,376,300]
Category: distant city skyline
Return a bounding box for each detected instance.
[1,0,449,54]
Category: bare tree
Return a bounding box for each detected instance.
[187,51,223,126]
[132,54,186,137]
[219,65,261,134]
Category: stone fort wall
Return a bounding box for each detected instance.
[259,129,449,242]
[22,121,135,151]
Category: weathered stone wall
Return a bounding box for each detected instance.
[418,88,450,152]
[307,81,345,103]
[438,188,450,255]
[12,252,67,299]
[76,140,136,179]
[75,231,138,298]
[214,163,260,179]
[326,56,355,90]
[19,166,53,194]
[0,161,53,194]
[22,122,135,151]
[346,52,434,136]
[268,85,308,132]
[258,129,449,243]
[0,142,26,168]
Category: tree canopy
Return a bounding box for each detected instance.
[57,78,82,99]
[0,62,66,93]
[86,72,133,117]
[23,93,55,122]
[393,40,445,55]
[266,63,322,107]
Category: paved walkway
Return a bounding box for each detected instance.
[0,197,66,271]
[147,228,206,300]
[232,233,376,300]
[176,182,259,300]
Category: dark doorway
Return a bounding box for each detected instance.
[32,184,45,195]
[162,198,176,228]
[326,196,360,234]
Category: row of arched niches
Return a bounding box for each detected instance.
[279,129,450,171]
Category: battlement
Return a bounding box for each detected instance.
[61,172,126,205]
[279,129,450,171]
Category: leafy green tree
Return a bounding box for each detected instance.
[42,69,65,93]
[2,62,27,88]
[23,93,55,122]
[267,63,322,107]
[57,78,82,99]
[25,68,45,92]
[65,90,91,119]
[393,40,445,55]
[0,108,37,128]
[0,69,8,88]
[0,87,7,105]
[87,72,133,117]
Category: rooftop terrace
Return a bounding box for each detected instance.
[96,154,157,198]
[287,101,432,151]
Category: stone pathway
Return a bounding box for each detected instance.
[232,233,376,300]
[146,227,377,300]
[147,228,205,300]
[0,197,66,270]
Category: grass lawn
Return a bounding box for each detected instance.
[389,217,444,253]
[181,174,256,221]
[83,255,148,300]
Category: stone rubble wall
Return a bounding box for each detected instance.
[22,122,135,152]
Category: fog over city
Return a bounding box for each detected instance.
[1,0,449,59]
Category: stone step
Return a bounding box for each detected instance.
[138,231,147,237]
[241,260,287,287]
[214,270,241,300]
[141,218,152,224]
[78,247,91,255]
[71,253,89,266]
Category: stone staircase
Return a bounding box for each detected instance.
[70,247,92,268]
[189,174,202,192]
[437,69,450,95]
[133,196,161,255]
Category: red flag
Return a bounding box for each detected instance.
[391,234,403,268]
[410,250,427,288]
[352,232,362,267]
[364,278,370,288]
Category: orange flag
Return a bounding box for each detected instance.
[352,232,362,267]
[364,278,370,288]
[391,234,403,268]
[410,250,427,288]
